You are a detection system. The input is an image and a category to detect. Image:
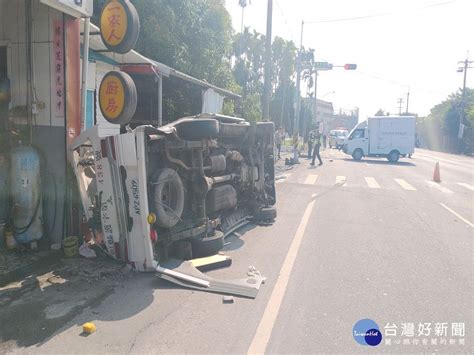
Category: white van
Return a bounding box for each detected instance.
[328,129,349,149]
[343,116,415,162]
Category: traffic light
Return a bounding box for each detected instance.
[344,64,357,70]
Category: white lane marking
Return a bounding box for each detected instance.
[425,181,454,194]
[247,197,317,354]
[416,156,436,163]
[336,175,347,186]
[458,182,474,191]
[394,178,416,191]
[439,203,474,228]
[303,174,318,185]
[365,177,381,189]
[416,154,474,169]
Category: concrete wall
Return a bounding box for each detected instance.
[0,0,64,127]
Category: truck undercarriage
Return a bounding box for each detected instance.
[70,114,276,270]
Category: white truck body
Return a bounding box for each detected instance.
[344,116,415,162]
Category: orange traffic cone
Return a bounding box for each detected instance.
[433,162,441,183]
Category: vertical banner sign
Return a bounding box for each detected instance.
[53,20,65,118]
[65,18,81,143]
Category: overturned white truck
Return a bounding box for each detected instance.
[71,112,276,272]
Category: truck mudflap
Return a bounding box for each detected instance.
[156,259,265,298]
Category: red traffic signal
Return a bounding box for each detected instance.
[344,64,357,70]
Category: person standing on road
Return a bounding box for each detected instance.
[292,131,299,163]
[275,127,283,160]
[308,129,315,159]
[311,132,323,166]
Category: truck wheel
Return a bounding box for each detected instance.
[153,168,185,228]
[352,149,363,161]
[255,206,277,221]
[191,231,225,258]
[175,118,219,141]
[218,122,250,137]
[256,121,275,138]
[388,150,400,163]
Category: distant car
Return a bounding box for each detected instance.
[328,129,349,149]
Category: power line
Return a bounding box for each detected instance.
[274,0,296,41]
[355,70,446,95]
[304,0,458,25]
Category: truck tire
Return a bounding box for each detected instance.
[352,149,363,161]
[256,121,275,138]
[175,118,219,141]
[388,150,400,163]
[191,231,225,258]
[218,122,250,137]
[153,168,185,228]
[255,206,277,221]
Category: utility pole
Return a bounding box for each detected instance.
[313,70,318,129]
[397,97,404,115]
[406,91,410,114]
[294,20,304,135]
[262,0,273,121]
[457,55,474,140]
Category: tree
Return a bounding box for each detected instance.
[93,0,236,90]
[417,88,474,154]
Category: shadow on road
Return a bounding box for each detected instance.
[0,258,154,352]
[341,158,416,167]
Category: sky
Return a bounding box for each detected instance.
[224,0,474,120]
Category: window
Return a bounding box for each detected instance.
[350,129,365,139]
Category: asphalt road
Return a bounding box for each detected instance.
[16,148,473,354]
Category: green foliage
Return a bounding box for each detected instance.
[417,88,474,154]
[92,1,312,131]
[238,94,261,122]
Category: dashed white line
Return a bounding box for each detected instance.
[440,203,474,228]
[394,178,416,191]
[303,174,318,185]
[365,177,381,189]
[425,181,453,193]
[457,182,474,191]
[247,197,317,354]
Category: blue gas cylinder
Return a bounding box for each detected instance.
[0,154,9,222]
[10,145,43,243]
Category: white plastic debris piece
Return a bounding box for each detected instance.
[223,295,234,304]
[50,243,62,251]
[79,244,97,258]
[247,266,261,277]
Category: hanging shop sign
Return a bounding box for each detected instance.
[98,71,137,125]
[100,0,140,54]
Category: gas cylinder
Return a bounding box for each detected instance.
[10,145,43,243]
[0,154,9,222]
